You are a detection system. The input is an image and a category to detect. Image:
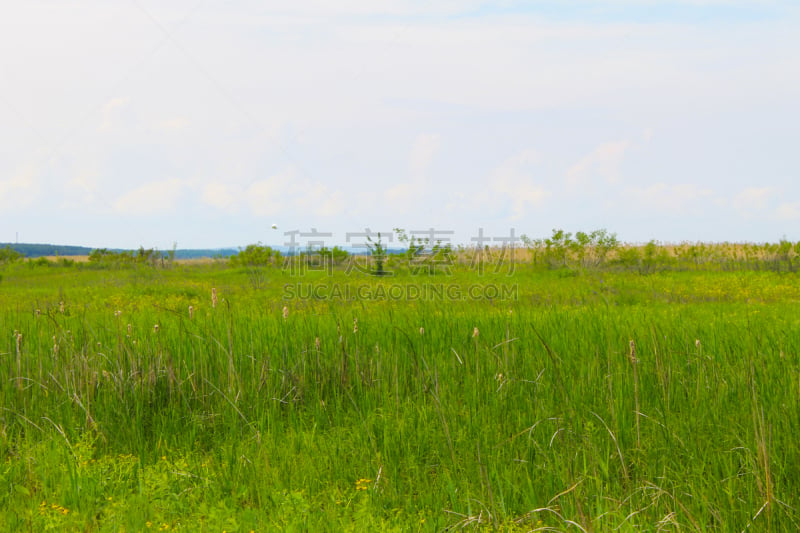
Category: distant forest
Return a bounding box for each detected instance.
[0,243,238,259]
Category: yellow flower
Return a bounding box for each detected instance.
[355,478,372,491]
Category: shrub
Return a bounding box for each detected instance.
[229,244,281,267]
[0,245,22,265]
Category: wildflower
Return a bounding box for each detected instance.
[419,327,424,335]
[282,306,289,320]
[59,301,65,313]
[45,502,69,515]
[114,310,122,317]
[472,327,479,338]
[695,339,701,349]
[355,478,372,491]
[188,305,194,319]
[153,324,160,333]
[211,287,218,309]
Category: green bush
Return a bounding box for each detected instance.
[0,245,22,265]
[229,243,281,267]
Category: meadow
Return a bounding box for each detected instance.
[1,241,800,531]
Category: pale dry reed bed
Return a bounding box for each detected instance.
[1,264,799,531]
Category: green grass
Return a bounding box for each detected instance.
[1,261,799,531]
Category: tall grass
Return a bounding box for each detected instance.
[1,262,799,530]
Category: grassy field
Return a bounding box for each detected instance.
[1,252,799,531]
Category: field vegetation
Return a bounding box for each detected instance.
[1,231,800,531]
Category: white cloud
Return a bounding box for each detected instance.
[409,133,441,178]
[245,175,295,217]
[0,165,41,210]
[62,171,101,209]
[383,182,416,207]
[731,187,774,213]
[566,140,631,190]
[241,169,346,218]
[296,185,346,217]
[98,97,130,132]
[487,149,549,220]
[113,179,186,214]
[623,182,714,213]
[775,202,800,221]
[158,117,190,131]
[385,133,441,206]
[202,182,242,210]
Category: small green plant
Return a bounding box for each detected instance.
[393,227,453,274]
[365,232,388,276]
[394,227,425,261]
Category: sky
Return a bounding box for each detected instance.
[1,0,799,250]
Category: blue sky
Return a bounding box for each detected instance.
[1,1,798,249]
